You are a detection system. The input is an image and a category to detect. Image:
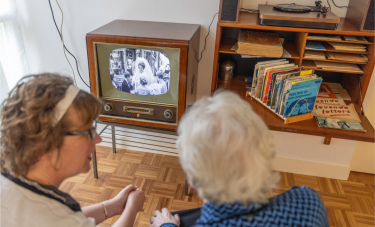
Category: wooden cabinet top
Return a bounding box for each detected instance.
[87,20,200,41]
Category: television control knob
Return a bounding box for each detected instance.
[104,103,113,112]
[164,110,173,119]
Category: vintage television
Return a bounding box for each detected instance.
[86,20,200,130]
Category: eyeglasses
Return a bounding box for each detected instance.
[65,120,97,141]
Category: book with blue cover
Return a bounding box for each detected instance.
[278,74,317,116]
[282,78,323,118]
[275,70,313,114]
[305,41,326,50]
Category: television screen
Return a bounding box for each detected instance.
[110,48,170,96]
[96,43,180,105]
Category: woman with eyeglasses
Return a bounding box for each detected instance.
[0,73,145,227]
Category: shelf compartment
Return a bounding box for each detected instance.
[302,60,364,74]
[219,38,300,59]
[217,75,375,142]
[306,42,370,54]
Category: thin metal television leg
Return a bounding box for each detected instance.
[185,179,189,196]
[92,148,98,178]
[111,125,116,153]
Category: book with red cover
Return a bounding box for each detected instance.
[262,66,297,103]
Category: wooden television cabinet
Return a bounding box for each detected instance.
[86,20,200,131]
[211,11,375,143]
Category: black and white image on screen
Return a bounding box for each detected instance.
[109,48,170,95]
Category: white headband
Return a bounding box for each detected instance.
[52,85,80,127]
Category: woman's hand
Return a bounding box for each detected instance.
[111,188,146,227]
[107,184,138,216]
[150,208,180,227]
[125,188,146,213]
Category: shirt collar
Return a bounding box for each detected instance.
[1,172,81,212]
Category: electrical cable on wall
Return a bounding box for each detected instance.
[327,0,348,10]
[54,0,76,86]
[196,12,219,63]
[48,0,90,88]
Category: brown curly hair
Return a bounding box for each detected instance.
[0,73,103,177]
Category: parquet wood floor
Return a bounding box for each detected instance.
[59,146,375,227]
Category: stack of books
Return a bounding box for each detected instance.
[313,61,363,73]
[250,59,323,119]
[236,30,283,58]
[325,52,369,63]
[327,42,367,52]
[304,50,326,59]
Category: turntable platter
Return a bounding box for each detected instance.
[273,4,312,13]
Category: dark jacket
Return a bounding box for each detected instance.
[161,186,328,227]
[122,80,131,92]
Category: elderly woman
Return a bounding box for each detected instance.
[150,91,329,227]
[0,73,145,227]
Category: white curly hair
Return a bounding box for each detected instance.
[177,90,280,205]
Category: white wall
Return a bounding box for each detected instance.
[15,0,220,96]
[15,0,372,180]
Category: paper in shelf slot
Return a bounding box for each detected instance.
[313,61,364,73]
[307,34,342,41]
[304,50,326,59]
[343,36,368,43]
[325,52,368,63]
[327,42,367,52]
[305,41,326,50]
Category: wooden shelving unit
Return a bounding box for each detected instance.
[211,11,375,143]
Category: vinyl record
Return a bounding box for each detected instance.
[273,4,312,13]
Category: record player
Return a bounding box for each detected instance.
[259,3,340,30]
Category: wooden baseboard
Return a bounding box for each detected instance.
[272,156,351,180]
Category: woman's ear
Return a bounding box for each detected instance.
[40,149,60,168]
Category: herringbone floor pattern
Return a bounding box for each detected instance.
[59,146,375,227]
